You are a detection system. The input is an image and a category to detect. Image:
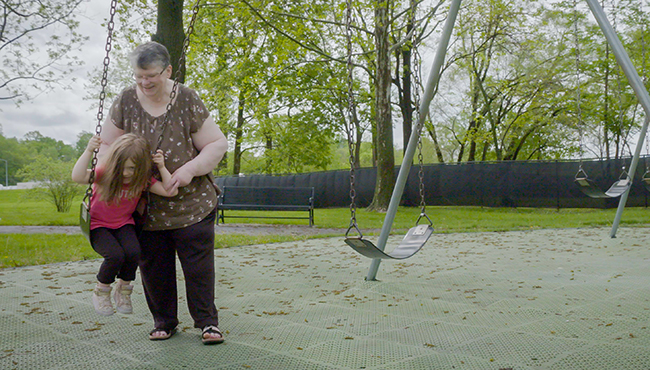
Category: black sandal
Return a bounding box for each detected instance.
[202,325,224,345]
[149,327,176,341]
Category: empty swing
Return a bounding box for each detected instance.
[571,4,630,199]
[342,0,433,260]
[641,157,650,191]
[574,165,631,198]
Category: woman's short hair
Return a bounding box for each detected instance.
[129,41,170,70]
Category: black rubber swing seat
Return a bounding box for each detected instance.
[345,224,434,259]
[574,176,631,198]
[79,201,91,241]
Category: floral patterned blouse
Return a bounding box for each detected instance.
[109,84,217,231]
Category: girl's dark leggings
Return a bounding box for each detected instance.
[90,224,141,284]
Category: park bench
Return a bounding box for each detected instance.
[217,186,315,226]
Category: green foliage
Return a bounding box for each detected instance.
[0,130,88,187]
[74,131,94,157]
[71,0,650,178]
[431,0,650,163]
[16,156,81,213]
[0,0,86,104]
[0,132,30,186]
[21,131,77,162]
[189,0,349,175]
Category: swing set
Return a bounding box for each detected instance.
[571,0,650,238]
[344,0,650,279]
[81,0,650,278]
[342,0,435,264]
[572,0,631,200]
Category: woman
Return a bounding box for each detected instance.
[100,41,228,345]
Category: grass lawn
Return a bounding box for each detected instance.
[2,189,650,268]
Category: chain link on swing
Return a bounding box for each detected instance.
[345,0,431,236]
[611,0,629,175]
[84,0,202,208]
[345,0,362,237]
[637,14,650,180]
[573,0,588,179]
[83,0,119,206]
[409,4,432,227]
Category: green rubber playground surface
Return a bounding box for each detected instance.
[1,227,649,369]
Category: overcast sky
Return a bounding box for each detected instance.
[0,0,111,145]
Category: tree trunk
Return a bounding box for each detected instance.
[233,91,245,175]
[368,0,395,212]
[425,121,445,163]
[353,106,362,169]
[604,43,610,159]
[153,0,186,83]
[400,43,413,158]
[265,126,273,174]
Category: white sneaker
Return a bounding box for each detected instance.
[113,282,134,314]
[92,285,114,316]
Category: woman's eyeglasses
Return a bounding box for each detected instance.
[133,68,166,82]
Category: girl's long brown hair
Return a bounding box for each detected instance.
[96,133,152,204]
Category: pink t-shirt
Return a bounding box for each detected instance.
[89,168,156,230]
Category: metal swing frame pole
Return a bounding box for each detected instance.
[584,0,650,238]
[366,0,463,281]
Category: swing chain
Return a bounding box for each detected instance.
[573,0,586,177]
[159,0,202,151]
[640,20,650,176]
[410,10,430,225]
[345,0,360,235]
[84,0,118,204]
[611,1,628,149]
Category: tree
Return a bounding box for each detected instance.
[74,131,93,157]
[187,0,443,209]
[21,131,77,162]
[191,0,343,175]
[578,0,646,160]
[433,0,578,162]
[1,0,86,104]
[153,0,187,82]
[0,127,30,186]
[16,155,80,212]
[367,0,395,211]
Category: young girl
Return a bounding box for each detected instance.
[72,133,177,316]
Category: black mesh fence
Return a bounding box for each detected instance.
[215,157,650,209]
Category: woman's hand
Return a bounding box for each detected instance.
[167,165,195,193]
